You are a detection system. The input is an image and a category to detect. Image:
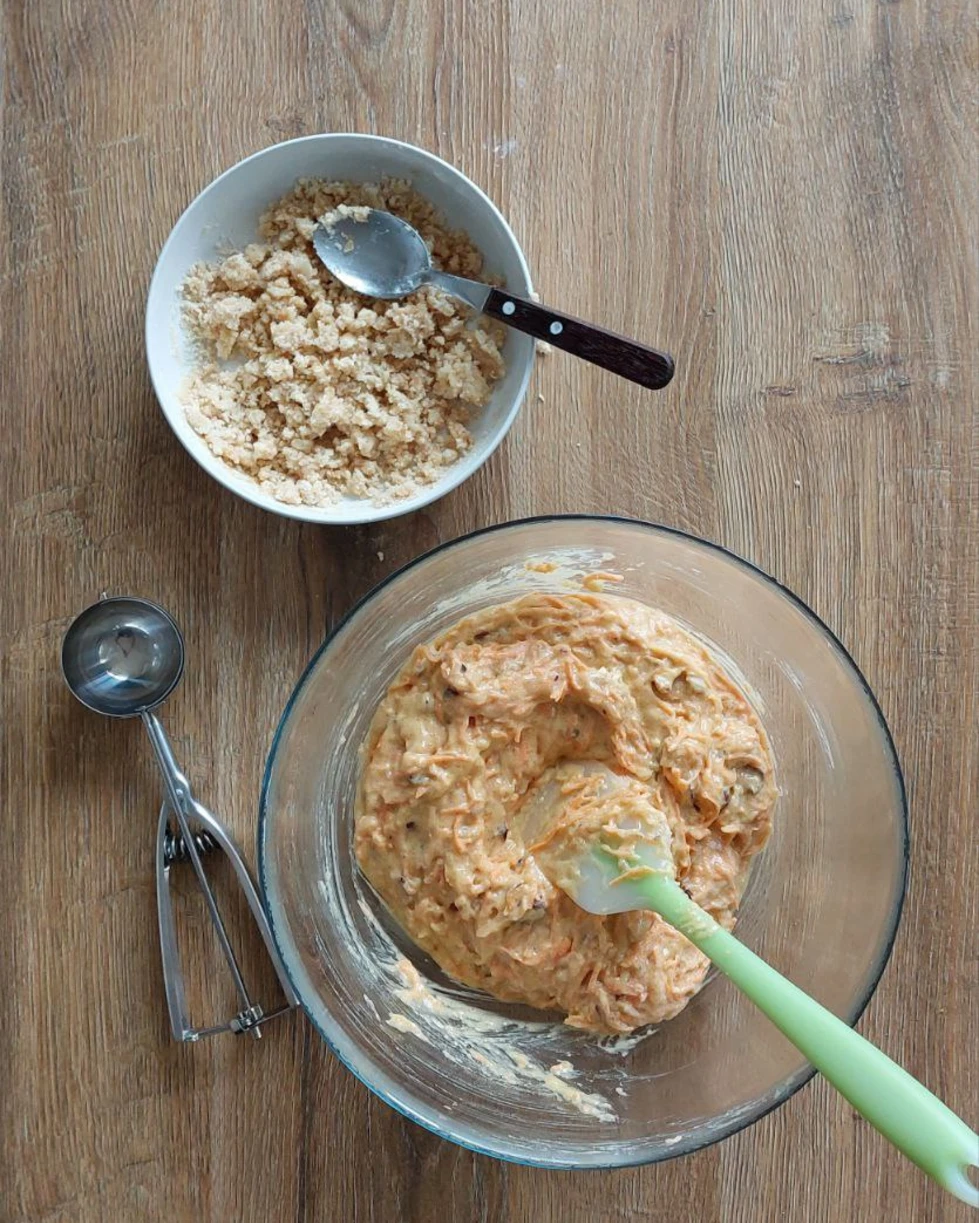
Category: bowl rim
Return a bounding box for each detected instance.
[144,132,536,526]
[257,513,910,1168]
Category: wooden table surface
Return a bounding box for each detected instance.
[2,0,976,1219]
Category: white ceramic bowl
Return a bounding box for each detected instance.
[145,134,535,525]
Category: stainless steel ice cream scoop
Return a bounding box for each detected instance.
[61,595,298,1041]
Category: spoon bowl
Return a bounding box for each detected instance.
[314,209,432,299]
[61,596,185,718]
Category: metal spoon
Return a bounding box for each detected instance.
[520,762,979,1206]
[312,209,675,391]
[62,595,298,1042]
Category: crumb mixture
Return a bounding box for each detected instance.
[180,179,507,506]
[355,592,776,1034]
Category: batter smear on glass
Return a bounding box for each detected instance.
[355,592,776,1034]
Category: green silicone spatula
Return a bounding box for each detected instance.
[521,763,978,1206]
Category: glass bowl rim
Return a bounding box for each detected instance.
[257,513,910,1169]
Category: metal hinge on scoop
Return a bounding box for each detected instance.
[156,797,299,1042]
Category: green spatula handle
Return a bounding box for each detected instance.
[644,873,978,1206]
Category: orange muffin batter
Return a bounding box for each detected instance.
[355,592,776,1033]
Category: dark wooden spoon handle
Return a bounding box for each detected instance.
[483,288,675,390]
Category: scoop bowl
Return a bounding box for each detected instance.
[61,596,185,719]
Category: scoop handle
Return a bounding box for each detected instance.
[644,874,978,1205]
[142,711,257,1027]
[482,288,675,390]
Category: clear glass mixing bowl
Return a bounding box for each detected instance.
[258,517,908,1167]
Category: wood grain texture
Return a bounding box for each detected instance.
[1,0,975,1219]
